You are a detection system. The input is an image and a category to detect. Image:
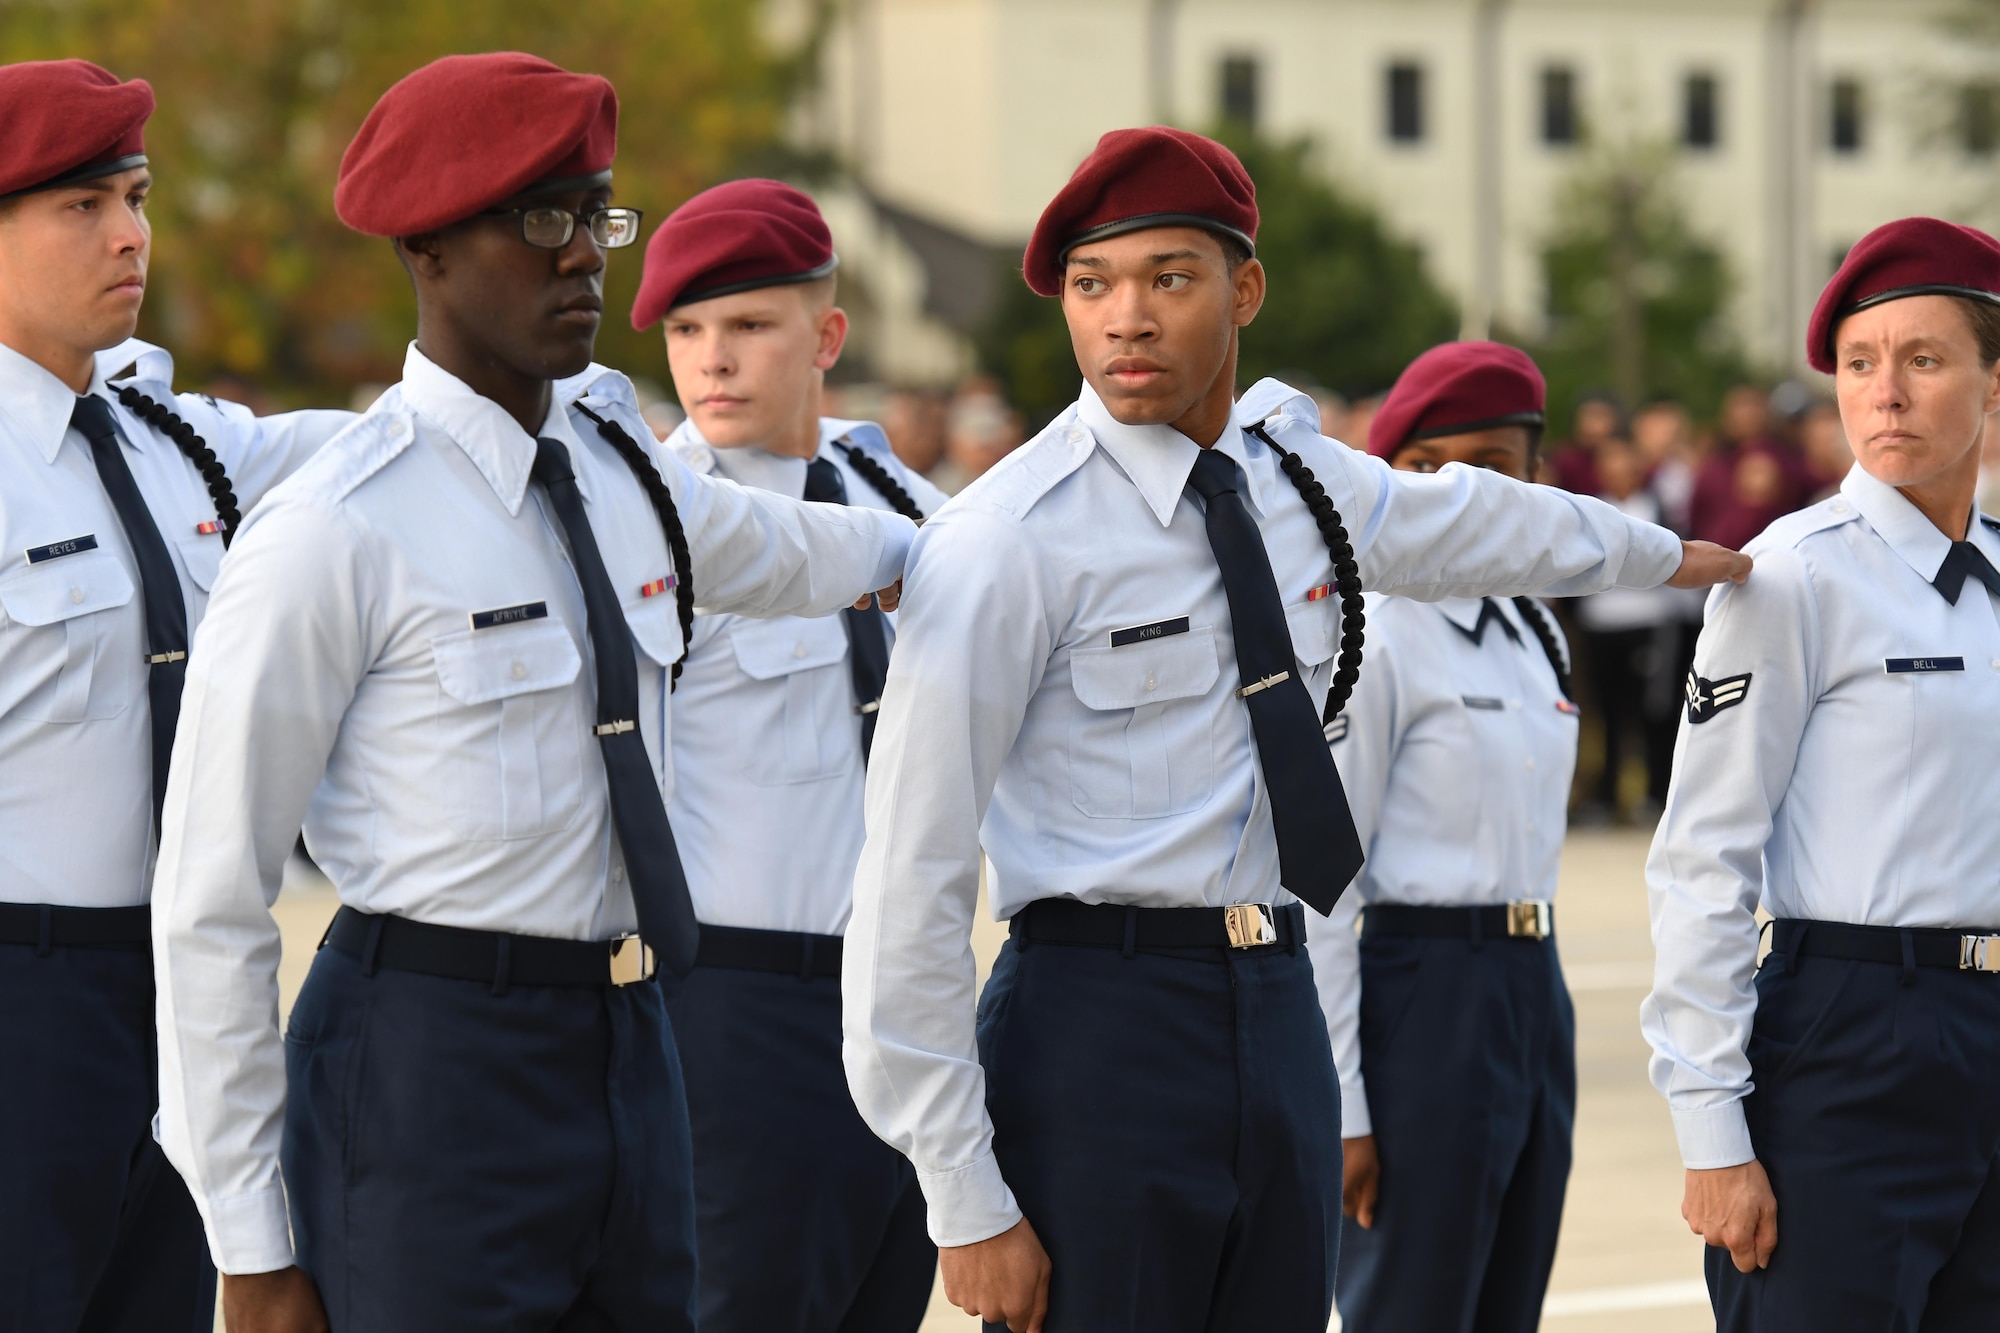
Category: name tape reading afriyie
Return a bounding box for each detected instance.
[1109,616,1191,648]
[470,602,549,631]
[25,534,98,565]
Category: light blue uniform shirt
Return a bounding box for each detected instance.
[1308,593,1578,1137]
[843,378,1687,1247]
[0,337,348,908]
[1644,464,2000,1169]
[150,348,915,1274]
[666,416,948,935]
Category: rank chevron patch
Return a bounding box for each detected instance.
[1685,671,1751,724]
[1324,713,1350,745]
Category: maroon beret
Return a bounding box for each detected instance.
[336,53,617,237]
[1022,127,1257,297]
[1368,341,1546,459]
[630,178,836,330]
[0,60,153,199]
[1806,217,2000,372]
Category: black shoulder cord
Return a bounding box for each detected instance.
[1243,421,1365,724]
[831,438,927,522]
[570,402,696,691]
[1510,596,1574,701]
[113,385,242,547]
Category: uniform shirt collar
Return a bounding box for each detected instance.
[668,415,831,499]
[400,343,589,516]
[1435,596,1495,632]
[0,338,118,465]
[1075,380,1268,527]
[95,336,173,388]
[1839,462,2000,582]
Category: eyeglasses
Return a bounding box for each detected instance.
[480,205,644,250]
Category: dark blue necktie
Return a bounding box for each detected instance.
[72,395,189,829]
[1933,541,2000,606]
[804,456,892,762]
[1186,449,1363,911]
[532,438,699,975]
[1452,597,1523,648]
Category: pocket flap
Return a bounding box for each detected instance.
[177,536,223,592]
[623,594,686,668]
[731,614,849,681]
[433,621,583,705]
[0,549,135,627]
[1070,628,1220,710]
[1285,597,1338,667]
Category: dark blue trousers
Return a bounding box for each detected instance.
[0,939,215,1333]
[1333,932,1576,1333]
[1710,949,2000,1331]
[282,944,696,1332]
[661,963,934,1333]
[974,935,1341,1333]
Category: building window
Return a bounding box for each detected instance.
[1683,72,1720,149]
[1541,65,1578,146]
[1219,54,1259,131]
[1829,78,1864,154]
[1387,62,1425,143]
[1962,82,2000,156]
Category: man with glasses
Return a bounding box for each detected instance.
[149,53,915,1332]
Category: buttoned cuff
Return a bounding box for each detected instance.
[203,1184,296,1275]
[1623,519,1687,590]
[1671,1099,1756,1169]
[916,1152,1023,1248]
[867,512,917,592]
[1339,1075,1373,1138]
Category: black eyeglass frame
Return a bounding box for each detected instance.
[479,205,645,250]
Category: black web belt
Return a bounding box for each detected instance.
[1008,898,1304,954]
[694,924,843,980]
[1772,918,2000,973]
[0,903,151,950]
[1364,901,1555,941]
[322,906,655,989]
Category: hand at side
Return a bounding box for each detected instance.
[939,1216,1051,1332]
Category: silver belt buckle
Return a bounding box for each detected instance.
[1506,900,1553,940]
[608,934,655,986]
[1224,904,1277,950]
[1959,934,2000,973]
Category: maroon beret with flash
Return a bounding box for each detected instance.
[630,178,836,330]
[1368,341,1546,459]
[1022,127,1257,297]
[1806,217,2000,373]
[0,60,153,199]
[336,53,618,237]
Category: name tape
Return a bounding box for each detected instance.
[470,601,549,631]
[25,534,98,565]
[1109,616,1190,648]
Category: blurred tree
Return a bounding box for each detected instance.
[1526,137,1754,436]
[974,130,1459,433]
[0,0,816,404]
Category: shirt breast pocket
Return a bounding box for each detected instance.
[730,615,854,785]
[1285,596,1340,689]
[1067,628,1221,820]
[431,621,587,841]
[0,550,139,724]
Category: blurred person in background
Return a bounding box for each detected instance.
[1543,392,1623,493]
[1572,436,1683,824]
[642,396,685,441]
[1318,342,1582,1333]
[1307,384,1350,445]
[1648,215,2000,1333]
[636,179,945,1333]
[1633,397,1698,534]
[1797,398,1851,499]
[1689,385,1813,550]
[1341,389,1386,455]
[881,386,948,476]
[928,373,1022,494]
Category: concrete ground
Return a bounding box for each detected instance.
[253,829,1712,1332]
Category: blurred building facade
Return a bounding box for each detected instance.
[782,0,1985,375]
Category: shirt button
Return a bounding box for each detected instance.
[1832,500,1851,515]
[1991,658,2000,671]
[69,588,84,604]
[1145,671,1158,692]
[612,865,625,884]
[793,642,808,659]
[510,660,528,680]
[1524,758,1536,771]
